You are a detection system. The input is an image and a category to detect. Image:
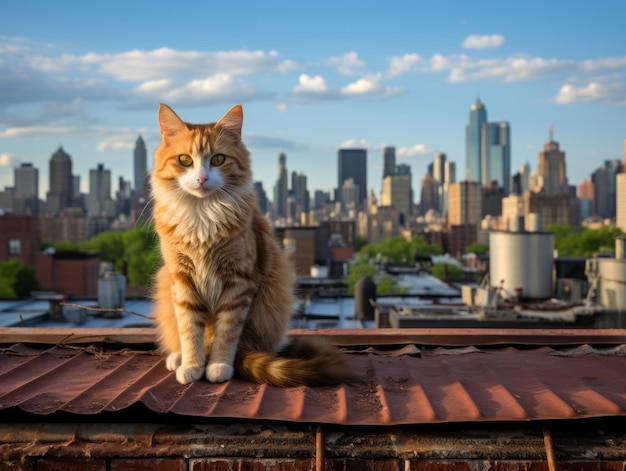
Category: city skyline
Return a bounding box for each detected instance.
[1,1,625,199]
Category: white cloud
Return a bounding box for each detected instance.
[276,103,288,112]
[294,74,328,93]
[341,77,380,96]
[327,52,366,76]
[462,34,505,50]
[134,79,172,93]
[554,81,626,105]
[397,144,432,157]
[0,152,16,166]
[385,53,422,78]
[340,139,371,149]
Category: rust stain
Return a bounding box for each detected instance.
[1,341,626,425]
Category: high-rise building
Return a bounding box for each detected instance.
[448,181,483,226]
[338,148,367,209]
[381,172,412,226]
[616,140,626,231]
[433,152,446,183]
[591,160,621,218]
[465,98,487,183]
[46,147,73,215]
[134,135,148,195]
[274,153,288,218]
[87,164,113,217]
[291,171,310,218]
[444,161,456,184]
[537,129,568,196]
[481,121,511,193]
[465,99,511,194]
[13,163,39,215]
[419,173,438,216]
[383,147,396,178]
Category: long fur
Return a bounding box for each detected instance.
[151,103,353,387]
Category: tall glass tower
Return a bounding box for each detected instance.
[134,135,148,194]
[465,98,487,183]
[338,148,367,208]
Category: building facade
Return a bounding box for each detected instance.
[465,99,487,183]
[338,148,367,209]
[448,181,483,226]
[133,135,148,195]
[45,147,73,215]
[13,163,39,216]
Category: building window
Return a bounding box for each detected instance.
[8,239,21,255]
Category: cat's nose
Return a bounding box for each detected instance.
[196,175,208,184]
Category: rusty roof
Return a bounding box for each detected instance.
[2,328,626,426]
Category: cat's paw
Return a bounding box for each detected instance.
[165,352,182,371]
[175,365,205,384]
[206,362,234,383]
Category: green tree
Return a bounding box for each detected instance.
[0,259,40,298]
[464,242,489,255]
[121,225,161,287]
[345,255,407,295]
[546,224,623,257]
[431,262,464,282]
[359,235,442,265]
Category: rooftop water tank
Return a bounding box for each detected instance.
[489,230,554,300]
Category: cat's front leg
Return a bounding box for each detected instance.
[172,281,207,384]
[206,298,251,383]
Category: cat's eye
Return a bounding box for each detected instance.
[178,154,193,167]
[211,154,226,167]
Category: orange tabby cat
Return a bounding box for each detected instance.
[151,103,354,387]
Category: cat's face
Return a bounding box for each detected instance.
[153,104,251,200]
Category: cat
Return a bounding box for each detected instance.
[150,103,354,387]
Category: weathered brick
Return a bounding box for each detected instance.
[111,459,186,471]
[326,460,401,471]
[0,461,34,471]
[37,459,106,471]
[191,459,316,471]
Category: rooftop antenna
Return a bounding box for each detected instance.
[549,124,554,142]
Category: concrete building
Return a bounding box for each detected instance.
[45,147,73,215]
[13,163,39,216]
[381,172,412,226]
[133,135,148,195]
[338,148,367,209]
[273,152,288,219]
[87,164,114,217]
[537,130,569,196]
[448,181,483,226]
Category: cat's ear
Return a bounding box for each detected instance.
[158,104,187,138]
[216,104,243,142]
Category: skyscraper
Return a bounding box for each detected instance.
[134,135,148,195]
[88,164,112,216]
[338,148,367,209]
[381,172,412,226]
[447,181,483,226]
[14,163,38,215]
[291,171,310,217]
[616,139,626,231]
[274,152,288,218]
[465,98,487,183]
[481,121,511,193]
[46,147,73,215]
[433,152,446,183]
[537,129,568,196]
[465,99,511,193]
[383,146,396,178]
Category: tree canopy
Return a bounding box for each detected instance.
[51,224,161,287]
[545,224,623,257]
[0,259,40,298]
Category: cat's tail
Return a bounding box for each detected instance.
[235,337,355,387]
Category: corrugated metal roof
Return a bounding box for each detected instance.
[2,329,626,426]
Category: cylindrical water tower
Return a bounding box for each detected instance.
[595,236,626,309]
[489,225,554,300]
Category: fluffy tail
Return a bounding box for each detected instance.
[235,337,355,387]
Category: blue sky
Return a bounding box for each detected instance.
[1,0,625,201]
